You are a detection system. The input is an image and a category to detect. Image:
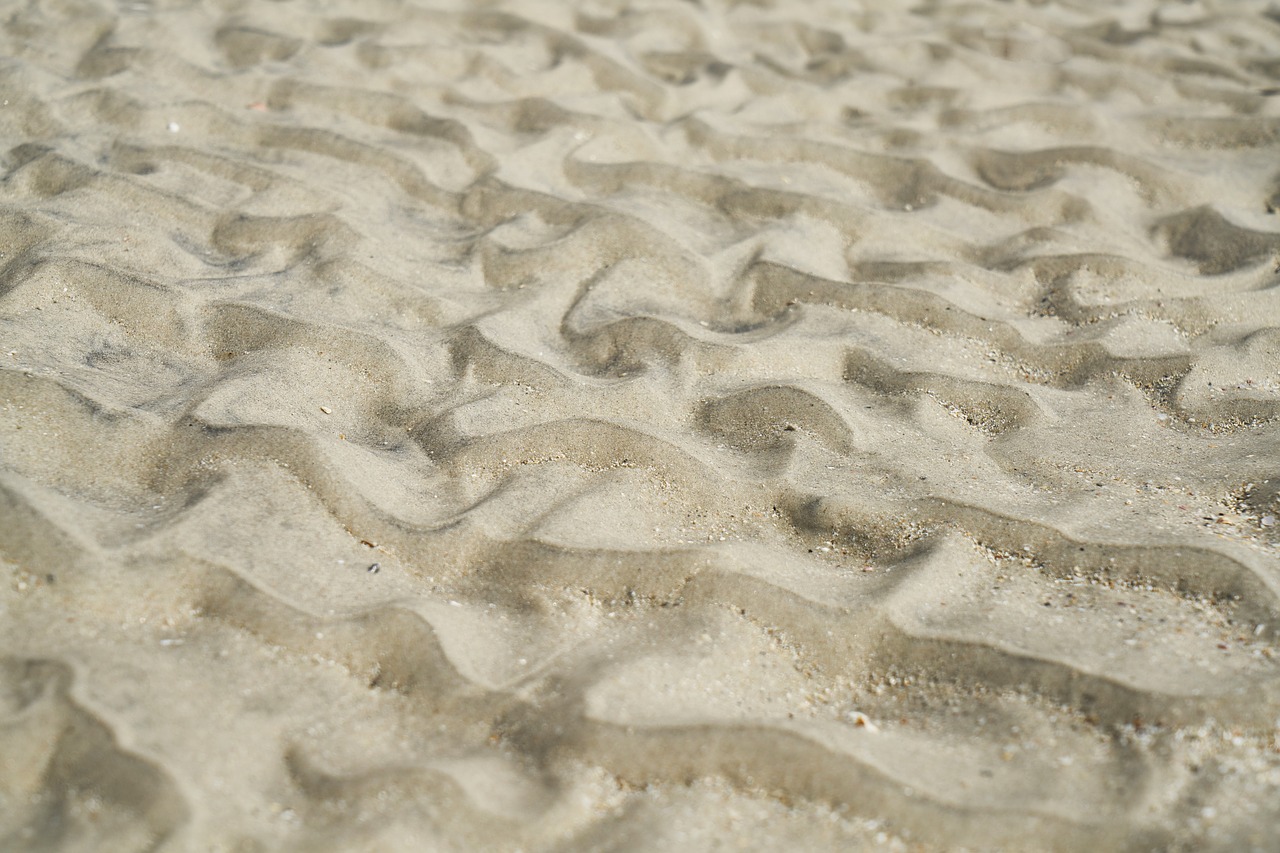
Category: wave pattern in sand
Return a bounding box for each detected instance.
[3,0,1280,849]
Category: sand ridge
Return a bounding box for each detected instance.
[2,0,1280,850]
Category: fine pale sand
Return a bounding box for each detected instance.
[2,0,1280,850]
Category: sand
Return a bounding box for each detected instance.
[1,0,1280,849]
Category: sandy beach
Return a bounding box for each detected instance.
[2,0,1280,849]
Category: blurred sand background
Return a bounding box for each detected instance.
[2,0,1280,849]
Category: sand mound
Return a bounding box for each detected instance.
[3,0,1280,849]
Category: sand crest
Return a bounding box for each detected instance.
[2,0,1280,850]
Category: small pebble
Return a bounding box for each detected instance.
[847,711,878,731]
[367,563,380,574]
[1262,515,1276,527]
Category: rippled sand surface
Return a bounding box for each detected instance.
[3,0,1280,849]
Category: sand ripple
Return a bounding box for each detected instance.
[3,0,1280,849]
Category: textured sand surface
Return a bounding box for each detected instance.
[3,0,1280,850]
